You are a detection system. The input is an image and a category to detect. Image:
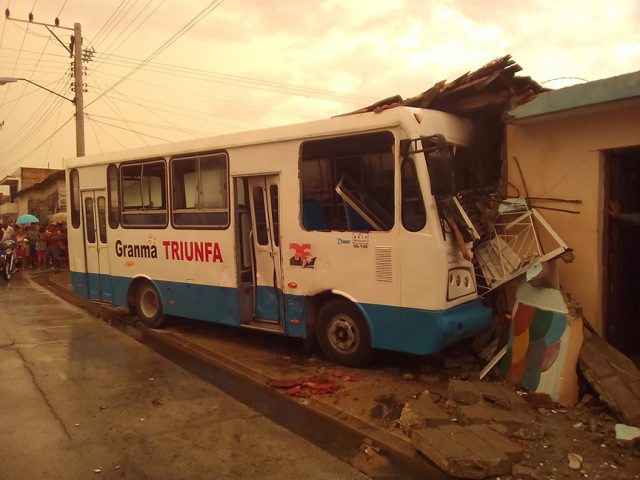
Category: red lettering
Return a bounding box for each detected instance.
[213,243,223,263]
[162,240,170,259]
[160,240,223,262]
[195,242,204,262]
[185,242,194,261]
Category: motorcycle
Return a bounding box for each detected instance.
[0,239,20,281]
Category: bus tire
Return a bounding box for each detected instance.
[135,282,165,328]
[316,299,376,367]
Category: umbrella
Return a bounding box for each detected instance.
[50,212,67,224]
[16,213,40,225]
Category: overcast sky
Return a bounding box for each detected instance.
[0,0,638,178]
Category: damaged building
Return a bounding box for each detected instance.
[347,55,640,403]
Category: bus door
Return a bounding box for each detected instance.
[81,190,112,302]
[236,175,284,331]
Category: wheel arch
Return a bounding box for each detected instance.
[127,275,163,311]
[304,289,373,340]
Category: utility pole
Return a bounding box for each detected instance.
[3,11,89,157]
[73,23,85,157]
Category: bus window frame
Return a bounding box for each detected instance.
[169,150,230,230]
[299,129,396,233]
[69,168,81,229]
[119,157,169,229]
[107,164,120,229]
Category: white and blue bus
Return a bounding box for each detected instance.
[65,106,491,366]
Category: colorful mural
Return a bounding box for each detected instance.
[499,280,582,406]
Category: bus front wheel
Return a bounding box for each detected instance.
[135,282,166,328]
[316,299,376,367]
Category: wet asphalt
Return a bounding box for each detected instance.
[0,273,372,480]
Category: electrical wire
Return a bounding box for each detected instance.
[1,114,74,175]
[91,68,324,122]
[88,116,127,150]
[92,0,166,72]
[93,0,136,49]
[85,114,170,142]
[86,0,226,110]
[90,51,374,104]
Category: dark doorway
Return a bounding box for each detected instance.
[604,147,640,360]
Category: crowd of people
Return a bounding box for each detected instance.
[0,221,68,270]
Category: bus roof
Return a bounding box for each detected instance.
[65,106,471,169]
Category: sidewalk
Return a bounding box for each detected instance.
[44,270,640,479]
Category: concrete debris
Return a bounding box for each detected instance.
[520,392,555,410]
[614,423,640,442]
[578,333,640,426]
[350,439,397,479]
[567,453,583,470]
[458,404,541,439]
[412,424,524,479]
[448,379,483,405]
[398,391,451,434]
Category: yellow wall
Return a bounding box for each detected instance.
[506,102,640,333]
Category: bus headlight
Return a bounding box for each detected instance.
[447,267,475,301]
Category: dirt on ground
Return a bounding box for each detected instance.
[260,340,640,480]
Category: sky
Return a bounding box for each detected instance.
[0,0,638,179]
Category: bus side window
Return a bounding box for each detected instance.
[121,160,167,227]
[171,152,229,228]
[85,197,96,243]
[70,169,81,229]
[107,164,120,229]
[252,186,268,245]
[300,131,395,232]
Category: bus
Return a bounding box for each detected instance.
[65,106,492,366]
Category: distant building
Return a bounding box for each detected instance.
[0,167,65,224]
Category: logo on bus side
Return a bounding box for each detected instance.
[289,243,316,269]
[115,239,223,263]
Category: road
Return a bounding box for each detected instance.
[0,274,366,480]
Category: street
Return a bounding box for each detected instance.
[0,274,366,480]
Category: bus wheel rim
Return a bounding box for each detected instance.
[141,289,158,318]
[327,314,359,354]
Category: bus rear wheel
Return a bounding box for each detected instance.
[316,299,376,367]
[135,282,166,328]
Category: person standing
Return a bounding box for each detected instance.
[28,224,38,268]
[45,224,60,268]
[36,226,47,269]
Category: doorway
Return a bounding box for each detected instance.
[81,190,112,302]
[234,175,285,332]
[604,147,640,359]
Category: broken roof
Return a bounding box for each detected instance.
[340,55,545,117]
[506,69,640,123]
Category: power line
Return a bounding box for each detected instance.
[86,114,170,142]
[1,114,74,175]
[86,0,226,109]
[90,51,374,104]
[93,0,135,48]
[92,0,166,71]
